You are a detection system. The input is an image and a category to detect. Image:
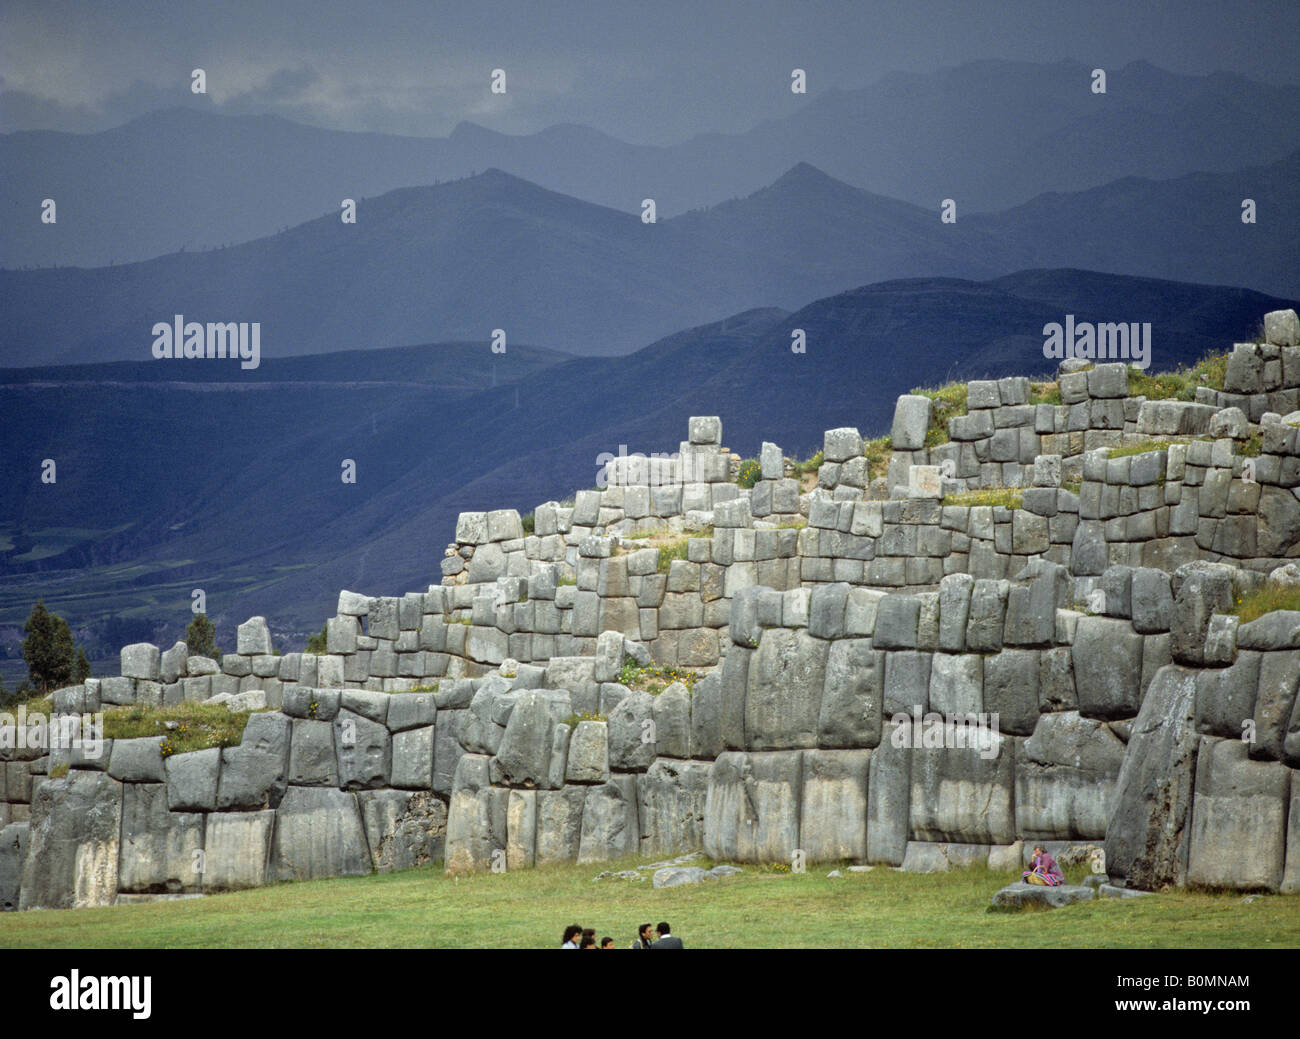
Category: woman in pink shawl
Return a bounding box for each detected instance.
[1022,845,1065,886]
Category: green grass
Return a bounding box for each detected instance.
[1126,352,1229,402]
[1030,381,1061,406]
[1106,439,1179,460]
[943,488,1023,509]
[1229,582,1300,624]
[0,857,1293,949]
[911,381,968,449]
[863,436,891,482]
[101,701,260,756]
[617,657,703,694]
[563,711,606,728]
[656,537,691,573]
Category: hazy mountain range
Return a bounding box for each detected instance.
[5,58,1300,270]
[3,151,1297,366]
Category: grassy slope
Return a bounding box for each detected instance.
[1,856,1295,949]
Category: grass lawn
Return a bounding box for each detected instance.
[2,856,1297,949]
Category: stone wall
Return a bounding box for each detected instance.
[4,309,1299,909]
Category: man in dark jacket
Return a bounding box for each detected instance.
[650,922,683,949]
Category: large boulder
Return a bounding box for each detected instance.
[334,709,392,790]
[703,751,802,863]
[577,775,640,864]
[909,722,1015,844]
[217,712,291,810]
[494,689,572,788]
[1016,712,1125,840]
[0,822,29,911]
[202,810,275,891]
[1105,665,1201,889]
[117,782,204,894]
[272,786,371,883]
[636,758,711,856]
[1073,617,1144,719]
[444,755,507,875]
[536,786,586,865]
[745,629,827,750]
[866,723,912,865]
[20,771,123,910]
[991,883,1096,909]
[798,749,870,861]
[818,639,882,748]
[358,790,447,872]
[1186,737,1290,891]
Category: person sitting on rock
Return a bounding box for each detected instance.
[1022,846,1065,886]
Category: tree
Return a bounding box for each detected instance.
[22,600,76,693]
[185,613,222,661]
[74,646,91,682]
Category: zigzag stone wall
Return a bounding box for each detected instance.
[4,310,1300,909]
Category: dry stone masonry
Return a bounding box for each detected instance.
[4,310,1300,909]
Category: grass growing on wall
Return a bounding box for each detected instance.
[911,381,968,449]
[1127,352,1229,401]
[942,488,1024,509]
[0,857,1295,949]
[1229,581,1300,624]
[102,701,262,756]
[617,657,702,694]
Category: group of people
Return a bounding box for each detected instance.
[560,921,683,949]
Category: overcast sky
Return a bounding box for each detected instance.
[2,0,1298,143]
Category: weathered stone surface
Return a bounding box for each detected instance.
[637,758,711,856]
[745,629,827,750]
[1187,737,1290,891]
[867,723,911,865]
[387,691,437,732]
[217,712,291,810]
[20,771,122,910]
[340,689,390,725]
[536,786,586,865]
[891,395,933,451]
[444,755,507,875]
[653,866,709,888]
[236,617,272,656]
[653,682,691,759]
[288,719,338,787]
[433,708,466,797]
[334,709,392,790]
[121,642,161,681]
[1284,773,1300,894]
[901,841,991,873]
[983,649,1040,735]
[107,736,166,783]
[703,751,802,863]
[566,720,610,783]
[0,822,28,911]
[118,782,204,894]
[818,639,882,748]
[688,672,723,760]
[608,690,656,771]
[991,883,1096,909]
[1016,712,1124,840]
[926,652,978,716]
[390,726,435,790]
[578,775,639,863]
[495,689,571,788]
[910,724,1015,844]
[460,681,515,756]
[164,747,221,812]
[1251,650,1299,761]
[798,749,870,861]
[1170,564,1236,665]
[357,790,446,872]
[1073,617,1144,720]
[506,789,537,870]
[1105,665,1201,890]
[203,810,275,891]
[1194,654,1260,739]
